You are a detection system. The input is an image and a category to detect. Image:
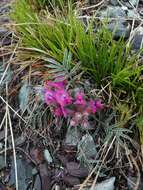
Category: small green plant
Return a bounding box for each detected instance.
[11,0,74,60]
[115,103,132,127]
[12,0,141,84]
[11,0,143,123]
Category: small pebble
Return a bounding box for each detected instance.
[0,6,10,15]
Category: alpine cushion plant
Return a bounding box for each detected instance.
[44,80,104,127]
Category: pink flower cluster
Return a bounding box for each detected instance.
[44,80,103,127]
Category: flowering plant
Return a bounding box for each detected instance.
[44,80,104,127]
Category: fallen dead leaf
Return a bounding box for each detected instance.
[63,175,80,186]
[39,163,51,190]
[66,162,89,178]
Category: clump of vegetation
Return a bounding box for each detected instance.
[11,0,143,108]
[34,0,74,9]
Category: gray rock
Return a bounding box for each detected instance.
[0,17,10,24]
[132,34,143,50]
[0,27,12,46]
[110,0,119,6]
[0,37,12,46]
[122,0,139,9]
[0,27,9,36]
[127,9,140,18]
[122,2,133,9]
[108,21,130,38]
[131,27,143,50]
[84,177,116,190]
[0,6,10,15]
[100,6,126,18]
[127,0,138,6]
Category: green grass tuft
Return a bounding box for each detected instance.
[11,0,143,115]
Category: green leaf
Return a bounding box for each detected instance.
[19,83,31,112]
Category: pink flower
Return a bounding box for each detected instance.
[75,112,83,120]
[75,91,86,106]
[81,119,89,128]
[54,107,63,117]
[55,89,72,106]
[54,89,72,117]
[89,99,97,114]
[95,100,104,110]
[83,111,90,117]
[70,119,77,126]
[70,112,82,126]
[61,107,69,118]
[44,80,104,123]
[44,84,72,118]
[45,89,55,104]
[46,81,66,89]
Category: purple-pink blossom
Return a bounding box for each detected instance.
[54,107,63,117]
[44,80,104,127]
[75,91,86,106]
[89,99,97,114]
[45,80,66,89]
[55,89,72,106]
[45,89,55,104]
[95,100,104,110]
[44,80,72,117]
